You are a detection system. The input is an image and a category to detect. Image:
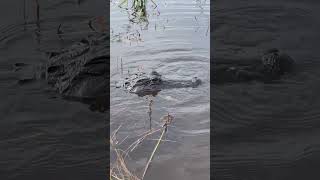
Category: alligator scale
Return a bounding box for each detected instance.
[16,33,108,112]
[45,36,108,99]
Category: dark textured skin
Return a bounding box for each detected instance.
[46,35,107,94]
[212,49,295,84]
[14,33,109,112]
[122,71,202,97]
[45,34,108,112]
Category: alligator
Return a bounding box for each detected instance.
[14,32,201,110]
[212,49,295,84]
[14,33,293,111]
[15,33,108,112]
[116,70,202,97]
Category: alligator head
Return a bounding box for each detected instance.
[120,70,202,97]
[212,49,295,84]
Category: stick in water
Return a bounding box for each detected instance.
[141,114,173,179]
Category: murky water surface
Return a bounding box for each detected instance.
[110,0,210,179]
[0,0,106,179]
[213,1,320,179]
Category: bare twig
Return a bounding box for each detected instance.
[141,127,166,179]
[147,97,153,130]
[140,113,173,179]
[110,113,174,180]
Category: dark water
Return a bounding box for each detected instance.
[0,0,107,179]
[110,0,210,179]
[213,0,320,179]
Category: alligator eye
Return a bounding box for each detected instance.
[47,66,61,73]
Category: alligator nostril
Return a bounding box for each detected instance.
[80,39,90,44]
[47,66,61,73]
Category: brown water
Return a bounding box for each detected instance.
[0,0,107,179]
[212,0,320,179]
[110,0,210,179]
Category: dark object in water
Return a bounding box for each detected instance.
[45,35,108,99]
[118,70,202,97]
[212,49,295,84]
[16,33,108,112]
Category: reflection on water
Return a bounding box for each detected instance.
[111,0,210,179]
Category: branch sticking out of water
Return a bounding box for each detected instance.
[110,113,174,180]
[23,0,26,30]
[35,0,40,29]
[57,24,63,34]
[147,96,153,130]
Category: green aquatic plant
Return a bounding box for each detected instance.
[118,0,157,23]
[132,0,147,20]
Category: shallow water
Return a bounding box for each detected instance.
[212,0,320,179]
[0,0,107,179]
[110,0,210,179]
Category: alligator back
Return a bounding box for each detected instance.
[45,34,108,99]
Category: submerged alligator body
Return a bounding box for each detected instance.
[45,35,108,99]
[117,70,202,97]
[212,49,295,84]
[16,33,108,112]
